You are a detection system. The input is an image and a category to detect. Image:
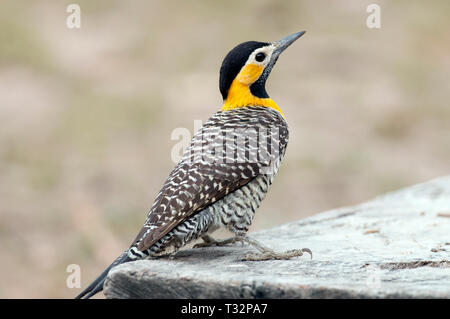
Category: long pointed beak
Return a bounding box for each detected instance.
[272,31,306,56]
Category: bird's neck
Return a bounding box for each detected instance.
[221,80,284,117]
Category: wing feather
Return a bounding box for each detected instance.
[132,107,288,251]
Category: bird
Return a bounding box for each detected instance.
[75,31,311,299]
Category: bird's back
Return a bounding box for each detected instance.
[128,106,289,259]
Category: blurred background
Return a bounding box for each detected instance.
[0,0,449,298]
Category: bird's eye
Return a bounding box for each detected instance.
[255,52,266,62]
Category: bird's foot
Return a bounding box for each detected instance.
[241,236,312,261]
[194,235,312,261]
[193,235,244,248]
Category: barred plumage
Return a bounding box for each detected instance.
[129,106,288,259]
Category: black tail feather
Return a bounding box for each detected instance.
[75,250,131,299]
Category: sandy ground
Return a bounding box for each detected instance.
[0,0,449,298]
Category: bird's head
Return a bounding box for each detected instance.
[220,31,305,115]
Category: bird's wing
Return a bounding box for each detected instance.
[132,107,288,252]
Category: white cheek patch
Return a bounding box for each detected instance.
[245,45,275,68]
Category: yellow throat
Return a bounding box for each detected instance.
[221,63,284,117]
